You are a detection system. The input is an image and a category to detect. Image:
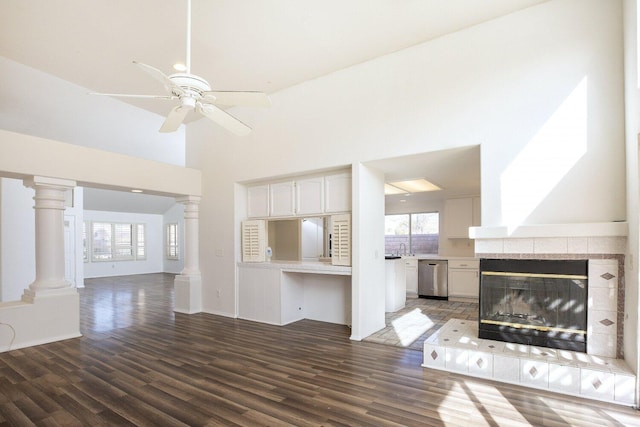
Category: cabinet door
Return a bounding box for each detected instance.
[331,214,351,266]
[247,185,269,218]
[325,173,351,213]
[270,181,296,217]
[445,198,473,238]
[238,267,281,324]
[241,220,266,262]
[404,259,418,295]
[296,176,324,215]
[448,269,479,299]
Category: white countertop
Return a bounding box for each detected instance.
[238,261,352,276]
[390,255,478,261]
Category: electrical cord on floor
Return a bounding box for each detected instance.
[0,322,16,351]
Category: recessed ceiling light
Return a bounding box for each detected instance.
[173,63,187,72]
[388,179,442,193]
[384,184,406,195]
[131,189,143,193]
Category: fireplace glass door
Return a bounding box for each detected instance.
[479,259,588,352]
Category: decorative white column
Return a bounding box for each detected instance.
[174,195,202,314]
[22,176,77,301]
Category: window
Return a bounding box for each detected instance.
[384,212,439,255]
[90,222,146,262]
[82,221,88,262]
[166,223,179,260]
[136,224,146,260]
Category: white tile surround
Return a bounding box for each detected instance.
[423,319,636,405]
[431,228,636,405]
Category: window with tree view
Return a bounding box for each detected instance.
[384,212,439,255]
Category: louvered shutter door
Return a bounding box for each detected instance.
[331,214,351,266]
[242,220,266,262]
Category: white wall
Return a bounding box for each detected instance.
[188,0,625,334]
[65,187,84,288]
[84,210,163,278]
[0,57,186,166]
[0,178,34,301]
[163,203,184,274]
[623,0,640,380]
[351,163,386,340]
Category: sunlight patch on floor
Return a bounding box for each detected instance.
[391,308,435,346]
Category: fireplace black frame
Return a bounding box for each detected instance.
[478,258,588,352]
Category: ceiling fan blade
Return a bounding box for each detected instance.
[88,92,175,100]
[133,61,183,96]
[203,91,271,108]
[159,105,189,133]
[197,102,252,136]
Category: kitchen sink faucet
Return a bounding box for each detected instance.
[398,243,407,256]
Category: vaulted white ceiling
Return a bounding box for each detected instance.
[0,0,548,213]
[1,0,547,119]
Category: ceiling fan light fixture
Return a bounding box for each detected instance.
[173,63,187,72]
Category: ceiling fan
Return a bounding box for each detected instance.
[90,0,270,135]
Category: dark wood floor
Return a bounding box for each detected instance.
[0,273,637,426]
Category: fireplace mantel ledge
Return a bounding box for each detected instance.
[469,222,628,239]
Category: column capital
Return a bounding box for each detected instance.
[23,176,76,190]
[176,195,201,205]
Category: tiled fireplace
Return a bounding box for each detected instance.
[422,226,636,406]
[478,258,588,353]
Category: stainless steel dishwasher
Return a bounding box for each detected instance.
[418,259,448,299]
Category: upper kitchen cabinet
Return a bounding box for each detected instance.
[325,172,351,213]
[445,197,473,238]
[247,184,269,218]
[246,170,352,219]
[270,181,296,217]
[296,176,324,215]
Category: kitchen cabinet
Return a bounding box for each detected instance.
[448,259,479,300]
[404,258,418,296]
[325,172,351,213]
[247,171,351,219]
[445,197,473,238]
[247,185,269,218]
[296,176,324,215]
[270,181,296,217]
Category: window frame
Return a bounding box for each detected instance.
[166,223,179,260]
[88,221,146,262]
[384,211,439,255]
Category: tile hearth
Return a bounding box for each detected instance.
[422,319,636,406]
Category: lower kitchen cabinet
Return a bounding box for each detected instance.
[447,259,479,300]
[404,258,418,296]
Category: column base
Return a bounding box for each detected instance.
[22,286,77,303]
[174,274,202,314]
